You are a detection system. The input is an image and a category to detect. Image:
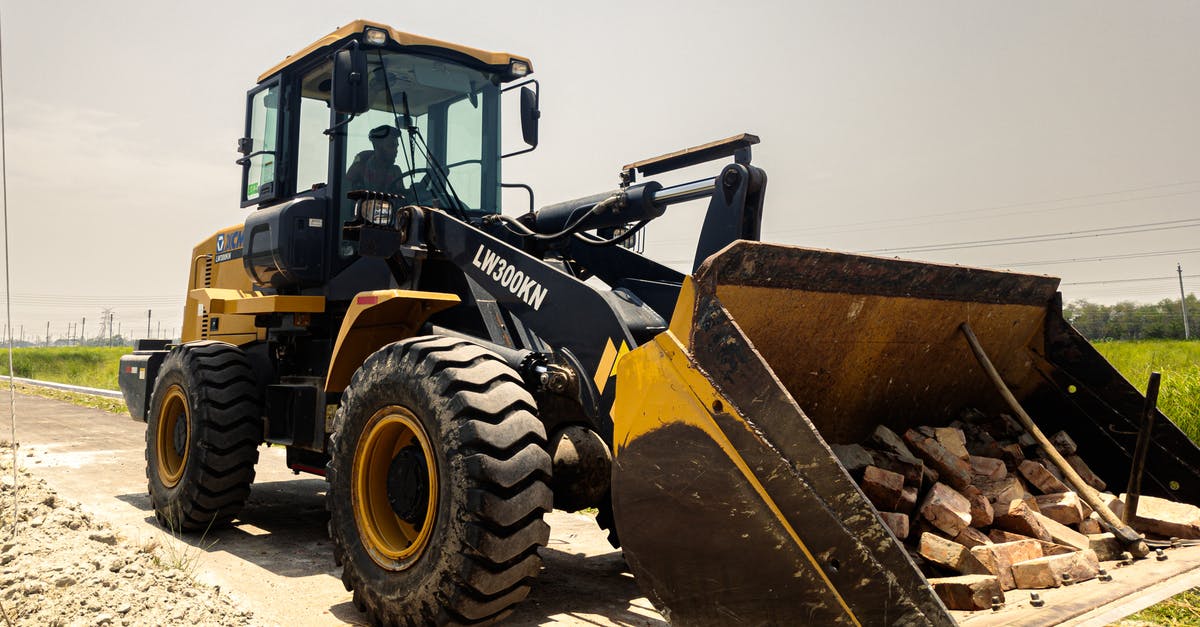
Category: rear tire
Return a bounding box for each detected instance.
[327,336,552,626]
[145,341,263,531]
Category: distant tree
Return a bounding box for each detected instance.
[1065,294,1198,340]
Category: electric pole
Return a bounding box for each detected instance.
[81,317,86,345]
[108,312,114,347]
[45,321,49,347]
[147,309,152,340]
[1180,263,1191,340]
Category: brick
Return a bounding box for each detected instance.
[962,423,997,456]
[1049,430,1078,455]
[1032,511,1090,551]
[1000,443,1026,469]
[934,427,970,461]
[993,500,1052,542]
[988,529,1032,544]
[1079,513,1103,535]
[898,485,919,515]
[918,533,990,575]
[878,512,910,541]
[929,575,1004,611]
[904,430,972,490]
[1018,460,1069,495]
[970,540,1044,591]
[831,443,875,478]
[969,456,1006,482]
[861,466,905,511]
[1017,432,1037,448]
[977,476,1027,508]
[964,488,994,528]
[1010,549,1100,589]
[870,425,916,460]
[996,414,1026,438]
[1035,492,1084,526]
[871,451,925,487]
[954,527,993,549]
[1067,454,1106,491]
[988,530,1074,556]
[919,482,973,537]
[1087,533,1124,561]
[1115,493,1200,539]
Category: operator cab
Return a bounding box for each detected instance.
[236,21,536,289]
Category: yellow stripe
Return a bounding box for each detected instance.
[593,339,617,395]
[613,332,861,626]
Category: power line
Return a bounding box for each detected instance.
[998,247,1200,268]
[863,218,1200,255]
[1063,274,1200,287]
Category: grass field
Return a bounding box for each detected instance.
[1092,340,1200,442]
[0,346,129,390]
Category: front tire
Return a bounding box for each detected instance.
[145,341,263,531]
[328,336,552,626]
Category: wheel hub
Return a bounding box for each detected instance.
[172,414,188,458]
[387,445,429,525]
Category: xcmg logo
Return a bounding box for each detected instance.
[471,245,549,311]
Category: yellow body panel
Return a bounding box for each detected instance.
[325,290,461,393]
[188,288,325,315]
[181,226,263,345]
[258,19,533,83]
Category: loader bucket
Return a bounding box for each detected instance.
[611,241,1200,625]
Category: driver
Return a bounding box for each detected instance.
[345,125,408,198]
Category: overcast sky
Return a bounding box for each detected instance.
[0,1,1197,342]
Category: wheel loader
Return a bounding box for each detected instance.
[118,20,1200,625]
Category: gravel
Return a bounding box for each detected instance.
[0,443,264,626]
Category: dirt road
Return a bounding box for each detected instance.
[6,393,666,626]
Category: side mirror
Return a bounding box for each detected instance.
[520,85,539,148]
[332,46,368,115]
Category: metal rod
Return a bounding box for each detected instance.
[1123,372,1161,525]
[649,177,716,207]
[959,322,1149,557]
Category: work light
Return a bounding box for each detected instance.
[358,198,395,227]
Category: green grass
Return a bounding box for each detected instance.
[1092,340,1200,442]
[0,346,129,390]
[1097,340,1200,625]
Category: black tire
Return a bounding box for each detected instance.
[327,336,553,626]
[145,341,263,531]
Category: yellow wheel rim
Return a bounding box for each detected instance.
[155,385,190,487]
[352,406,439,570]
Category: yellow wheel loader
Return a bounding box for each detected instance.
[117,20,1200,625]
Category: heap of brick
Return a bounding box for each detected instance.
[833,410,1200,612]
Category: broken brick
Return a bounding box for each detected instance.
[831,443,875,478]
[1010,549,1099,589]
[919,482,973,537]
[1018,460,1069,495]
[929,575,1004,611]
[993,500,1051,542]
[1032,511,1090,551]
[1067,454,1106,491]
[861,466,905,511]
[918,533,989,575]
[904,430,972,490]
[1115,493,1200,539]
[954,526,993,549]
[934,427,970,461]
[1035,492,1084,526]
[970,540,1044,591]
[878,512,910,541]
[969,456,1006,482]
[870,451,925,487]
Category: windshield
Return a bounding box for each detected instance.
[338,51,501,235]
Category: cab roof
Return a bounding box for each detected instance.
[257,19,533,83]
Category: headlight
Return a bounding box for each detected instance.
[510,60,530,77]
[364,27,388,46]
[358,198,395,227]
